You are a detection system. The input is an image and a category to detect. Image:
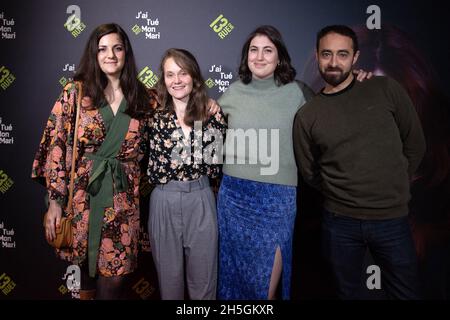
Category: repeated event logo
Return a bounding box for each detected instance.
[0,169,14,194]
[209,13,234,39]
[132,10,161,40]
[138,226,151,253]
[59,63,76,88]
[0,117,14,145]
[205,64,233,94]
[64,5,86,38]
[132,277,156,299]
[138,65,159,89]
[0,12,16,39]
[0,65,15,90]
[0,272,16,296]
[0,221,16,249]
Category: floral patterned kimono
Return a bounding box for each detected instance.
[32,82,154,277]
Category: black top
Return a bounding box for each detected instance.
[147,109,227,184]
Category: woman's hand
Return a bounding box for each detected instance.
[207,98,221,116]
[44,200,63,242]
[353,69,373,82]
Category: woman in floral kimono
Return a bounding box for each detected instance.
[32,23,156,299]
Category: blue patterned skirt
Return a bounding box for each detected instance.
[217,174,297,299]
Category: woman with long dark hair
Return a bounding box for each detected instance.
[32,23,156,299]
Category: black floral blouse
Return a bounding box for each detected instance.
[147,109,227,184]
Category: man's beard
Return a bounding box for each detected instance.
[319,67,351,87]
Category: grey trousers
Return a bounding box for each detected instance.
[148,176,218,300]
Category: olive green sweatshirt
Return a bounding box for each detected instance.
[293,76,426,219]
[219,77,313,186]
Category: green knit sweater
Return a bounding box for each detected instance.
[219,76,310,186]
[293,76,426,219]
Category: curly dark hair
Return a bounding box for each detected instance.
[239,25,296,85]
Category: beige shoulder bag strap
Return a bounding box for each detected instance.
[66,82,82,215]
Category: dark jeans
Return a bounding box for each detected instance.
[322,209,421,299]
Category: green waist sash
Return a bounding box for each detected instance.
[85,98,131,277]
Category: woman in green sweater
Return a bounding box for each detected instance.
[217,25,314,300]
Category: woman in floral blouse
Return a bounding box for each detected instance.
[147,48,227,299]
[32,23,156,299]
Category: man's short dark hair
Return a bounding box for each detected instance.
[316,25,359,53]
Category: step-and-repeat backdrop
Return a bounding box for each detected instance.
[1,0,449,300]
